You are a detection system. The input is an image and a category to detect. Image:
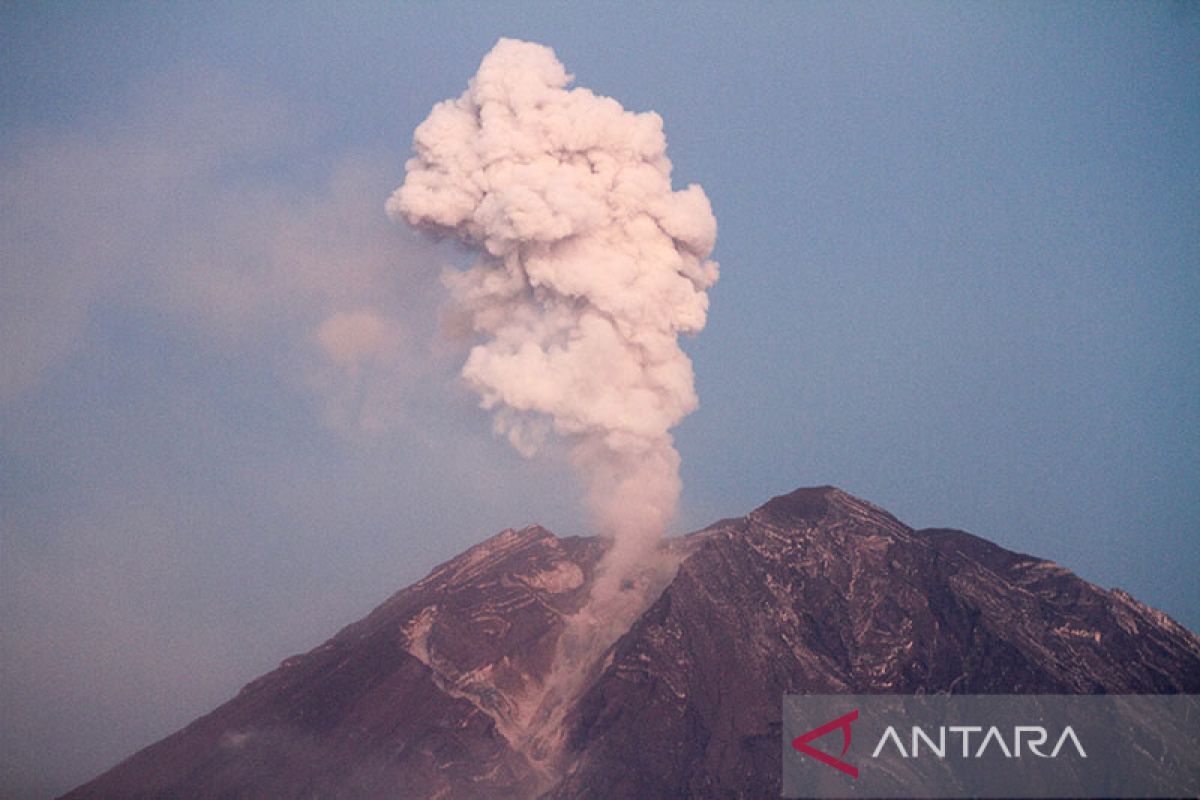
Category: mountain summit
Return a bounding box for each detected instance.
[63,487,1200,799]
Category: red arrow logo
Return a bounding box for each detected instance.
[791,709,859,779]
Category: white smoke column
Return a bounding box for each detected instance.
[389,38,718,585]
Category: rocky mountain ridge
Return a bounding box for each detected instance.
[63,486,1200,799]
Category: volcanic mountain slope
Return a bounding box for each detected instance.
[63,487,1200,799]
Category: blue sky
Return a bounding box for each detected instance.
[2,3,1197,796]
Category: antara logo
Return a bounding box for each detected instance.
[792,710,1088,779]
[791,709,860,778]
[871,725,1087,759]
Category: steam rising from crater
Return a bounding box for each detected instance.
[389,38,718,581]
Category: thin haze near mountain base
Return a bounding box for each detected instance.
[389,38,719,596]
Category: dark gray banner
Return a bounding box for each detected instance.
[782,694,1200,798]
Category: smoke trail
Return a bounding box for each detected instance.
[389,38,717,578]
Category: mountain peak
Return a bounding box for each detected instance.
[749,485,909,538]
[754,485,840,521]
[63,486,1200,800]
[409,523,564,593]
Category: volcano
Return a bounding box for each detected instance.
[62,486,1200,798]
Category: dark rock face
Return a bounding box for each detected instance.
[63,527,606,799]
[63,487,1200,799]
[549,488,1200,798]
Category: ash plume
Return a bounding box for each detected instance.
[388,38,718,589]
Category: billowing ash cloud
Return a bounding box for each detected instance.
[388,38,718,571]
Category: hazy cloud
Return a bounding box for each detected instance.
[1,69,439,434]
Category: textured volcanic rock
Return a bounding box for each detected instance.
[63,487,1200,799]
[548,488,1200,798]
[63,526,606,799]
